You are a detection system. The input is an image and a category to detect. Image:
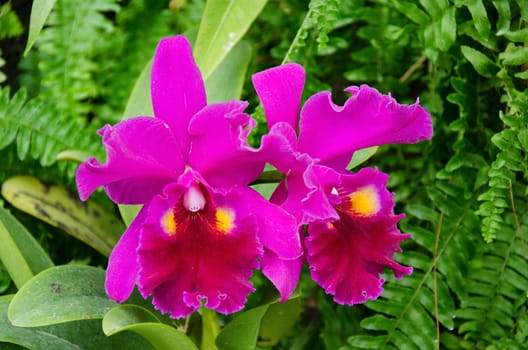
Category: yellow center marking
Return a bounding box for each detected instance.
[215,207,235,234]
[348,186,380,217]
[160,209,177,235]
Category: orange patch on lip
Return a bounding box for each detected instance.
[348,186,380,217]
[160,209,178,235]
[215,207,235,234]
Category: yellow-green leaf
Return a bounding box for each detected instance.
[24,0,57,55]
[1,176,125,256]
[0,206,54,289]
[194,0,267,79]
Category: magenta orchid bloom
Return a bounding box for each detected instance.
[253,64,433,304]
[76,35,302,318]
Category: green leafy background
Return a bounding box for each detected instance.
[0,0,527,349]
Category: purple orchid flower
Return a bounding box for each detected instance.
[253,64,433,304]
[76,35,302,318]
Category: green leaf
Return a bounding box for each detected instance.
[24,0,57,55]
[438,6,456,51]
[518,129,528,151]
[418,0,446,19]
[55,149,91,163]
[102,304,161,333]
[200,308,220,350]
[348,146,378,169]
[258,298,302,347]
[216,304,269,350]
[119,205,142,227]
[0,206,53,289]
[251,183,277,200]
[205,40,252,103]
[1,295,153,350]
[492,0,511,34]
[8,265,117,327]
[216,297,301,350]
[499,44,528,66]
[194,0,268,79]
[466,0,491,38]
[119,57,152,226]
[0,295,81,350]
[391,0,430,25]
[122,60,153,120]
[103,305,198,350]
[460,45,498,77]
[1,176,125,256]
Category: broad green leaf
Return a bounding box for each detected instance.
[215,305,269,350]
[0,295,80,350]
[205,40,252,103]
[258,298,302,347]
[24,0,57,55]
[1,295,152,350]
[122,60,153,120]
[348,146,378,169]
[119,205,142,227]
[8,265,116,327]
[0,206,53,289]
[460,45,498,77]
[216,295,301,350]
[103,305,198,350]
[194,0,268,79]
[1,176,125,256]
[251,183,277,200]
[0,262,11,294]
[251,165,282,199]
[102,305,161,333]
[119,58,152,226]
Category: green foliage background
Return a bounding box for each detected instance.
[0,0,527,349]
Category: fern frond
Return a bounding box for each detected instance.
[93,0,180,122]
[456,212,528,343]
[33,0,119,119]
[476,49,528,242]
[0,88,103,174]
[0,3,23,39]
[308,0,339,51]
[345,180,479,349]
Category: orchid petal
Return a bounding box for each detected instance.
[252,63,306,130]
[298,85,433,170]
[230,187,302,261]
[137,182,262,318]
[76,117,184,204]
[259,122,299,174]
[261,251,304,302]
[305,168,412,305]
[105,206,148,302]
[151,35,207,157]
[188,101,264,188]
[279,161,341,225]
